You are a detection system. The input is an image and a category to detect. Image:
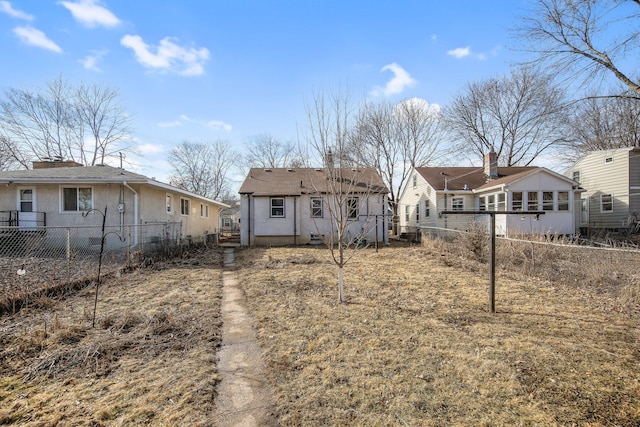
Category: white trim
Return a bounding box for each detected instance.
[180,197,191,216]
[16,186,36,212]
[600,193,614,213]
[59,185,94,213]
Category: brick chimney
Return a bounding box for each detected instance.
[484,149,498,178]
[33,160,83,169]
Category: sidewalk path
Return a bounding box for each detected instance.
[215,247,277,426]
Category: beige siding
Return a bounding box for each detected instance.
[568,149,632,229]
[398,173,438,234]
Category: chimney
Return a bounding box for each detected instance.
[484,149,498,178]
[324,149,334,169]
[33,160,83,169]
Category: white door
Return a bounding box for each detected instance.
[17,188,38,227]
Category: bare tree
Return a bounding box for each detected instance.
[242,133,305,170]
[305,89,388,303]
[348,98,442,234]
[75,83,132,165]
[0,136,20,170]
[516,0,640,97]
[567,91,640,157]
[444,67,569,166]
[0,76,132,168]
[168,140,236,200]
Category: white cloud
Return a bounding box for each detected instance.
[79,50,107,71]
[394,97,441,119]
[120,34,210,76]
[137,143,164,155]
[158,120,182,128]
[13,26,62,53]
[0,1,34,20]
[206,120,232,132]
[160,115,231,131]
[371,62,416,97]
[447,46,470,59]
[447,45,499,61]
[59,0,120,28]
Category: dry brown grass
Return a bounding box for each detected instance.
[236,244,640,426]
[0,247,223,426]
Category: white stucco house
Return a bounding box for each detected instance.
[398,152,584,237]
[238,167,389,246]
[0,161,229,247]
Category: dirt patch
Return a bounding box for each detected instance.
[0,247,224,426]
[236,245,640,426]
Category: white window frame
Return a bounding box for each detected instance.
[18,188,35,212]
[61,186,93,212]
[497,193,506,211]
[451,197,464,211]
[180,198,191,216]
[311,197,323,218]
[512,191,523,211]
[487,194,496,211]
[347,197,359,219]
[600,193,613,213]
[542,191,554,211]
[166,194,173,214]
[557,191,569,211]
[415,202,420,224]
[270,197,285,218]
[405,205,410,222]
[200,203,209,218]
[527,191,539,211]
[478,196,487,211]
[424,199,430,217]
[604,156,614,164]
[572,170,580,183]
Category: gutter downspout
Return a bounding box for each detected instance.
[123,181,139,246]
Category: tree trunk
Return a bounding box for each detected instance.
[338,266,345,303]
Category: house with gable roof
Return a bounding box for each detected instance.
[566,147,640,233]
[238,167,389,246]
[398,151,583,237]
[0,160,229,247]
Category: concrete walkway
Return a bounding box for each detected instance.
[215,247,276,427]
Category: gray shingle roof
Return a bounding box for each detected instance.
[0,164,149,182]
[239,167,388,196]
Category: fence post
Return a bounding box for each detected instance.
[66,228,71,287]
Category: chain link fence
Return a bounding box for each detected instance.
[418,225,640,307]
[0,222,203,314]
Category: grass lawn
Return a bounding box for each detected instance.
[236,244,640,426]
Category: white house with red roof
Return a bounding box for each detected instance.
[398,151,583,237]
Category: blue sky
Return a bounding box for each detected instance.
[0,0,529,183]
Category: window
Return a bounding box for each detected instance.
[415,202,420,223]
[405,205,410,222]
[222,218,232,228]
[497,193,506,211]
[200,203,209,218]
[311,197,323,218]
[451,197,464,211]
[542,191,554,211]
[20,189,33,212]
[487,194,496,211]
[62,187,92,212]
[270,197,285,217]
[512,192,523,211]
[558,191,569,211]
[605,156,614,164]
[412,174,417,188]
[572,170,580,183]
[601,194,613,212]
[527,191,539,211]
[166,194,173,214]
[180,198,191,216]
[347,197,359,219]
[425,199,430,217]
[479,196,486,211]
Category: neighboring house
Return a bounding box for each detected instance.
[566,147,640,233]
[220,200,241,231]
[398,151,583,237]
[238,167,389,246]
[0,161,229,246]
